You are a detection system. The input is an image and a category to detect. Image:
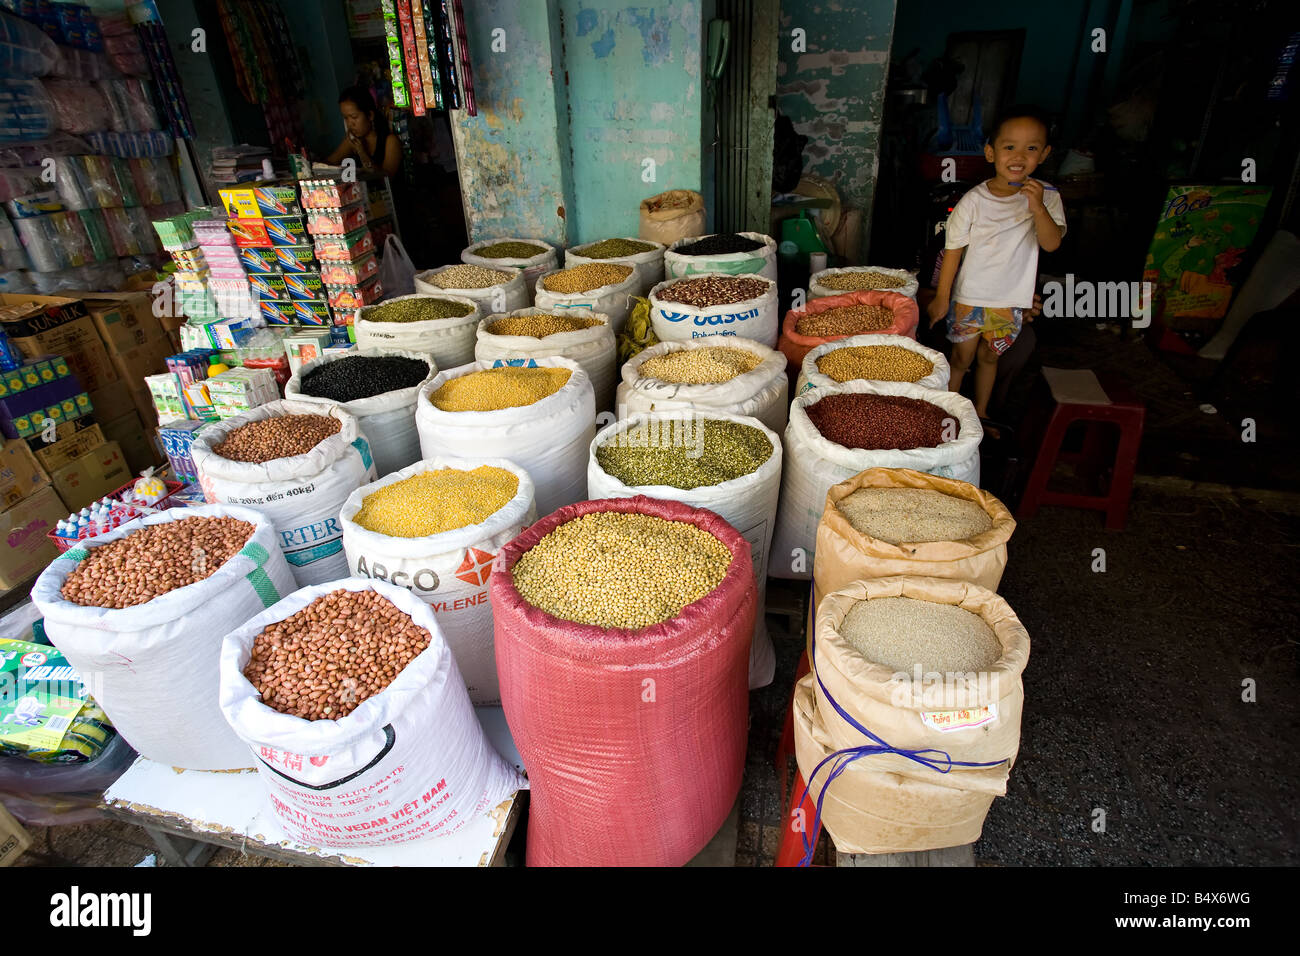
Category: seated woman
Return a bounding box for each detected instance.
[325,85,402,179]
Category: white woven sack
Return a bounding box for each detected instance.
[219,577,526,848]
[353,294,481,370]
[587,411,781,689]
[285,348,436,479]
[474,308,617,413]
[664,231,778,281]
[533,266,640,334]
[796,334,951,394]
[415,356,596,518]
[565,238,666,297]
[191,401,377,587]
[462,238,557,305]
[340,457,536,705]
[809,266,920,300]
[414,265,528,313]
[616,337,789,434]
[32,504,296,770]
[770,381,982,580]
[648,272,779,348]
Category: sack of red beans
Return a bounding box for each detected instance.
[779,290,920,373]
[219,578,525,848]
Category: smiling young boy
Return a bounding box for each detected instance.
[927,105,1066,430]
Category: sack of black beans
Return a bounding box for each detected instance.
[809,265,920,300]
[663,231,778,282]
[285,349,437,479]
[32,504,297,770]
[587,411,782,688]
[565,237,666,297]
[462,238,558,305]
[340,457,536,705]
[354,293,481,369]
[647,273,780,348]
[770,381,981,579]
[219,578,525,848]
[191,401,377,588]
[533,264,641,335]
[414,264,529,314]
[794,576,1029,853]
[474,308,618,413]
[797,334,950,394]
[617,337,789,434]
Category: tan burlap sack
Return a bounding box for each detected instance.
[638,189,705,245]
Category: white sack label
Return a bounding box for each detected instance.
[920,703,998,733]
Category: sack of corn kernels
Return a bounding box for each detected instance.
[809,265,919,300]
[474,308,618,413]
[533,264,641,334]
[797,334,950,395]
[648,272,780,348]
[565,237,666,297]
[779,291,920,373]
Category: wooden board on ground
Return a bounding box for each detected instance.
[0,802,32,867]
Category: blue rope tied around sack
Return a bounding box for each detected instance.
[794,585,1007,867]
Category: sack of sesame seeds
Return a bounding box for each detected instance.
[532,264,641,335]
[474,308,618,413]
[414,264,529,314]
[461,238,558,306]
[779,291,920,374]
[797,334,950,394]
[565,237,666,297]
[648,272,780,348]
[354,293,482,369]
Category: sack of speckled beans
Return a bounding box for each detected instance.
[647,272,781,348]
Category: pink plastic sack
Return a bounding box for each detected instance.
[490,495,754,867]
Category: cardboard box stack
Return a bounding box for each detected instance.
[301,179,383,342]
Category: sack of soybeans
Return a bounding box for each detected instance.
[797,334,950,394]
[219,578,525,848]
[779,291,920,373]
[638,189,706,246]
[415,356,595,518]
[32,505,296,770]
[285,350,436,479]
[587,411,782,688]
[617,337,789,434]
[794,576,1029,855]
[533,262,640,334]
[474,308,617,413]
[415,263,529,314]
[462,238,558,305]
[191,401,377,587]
[353,294,481,370]
[664,231,778,282]
[490,495,753,866]
[648,273,780,348]
[809,266,919,300]
[565,237,666,298]
[340,457,536,705]
[770,381,981,579]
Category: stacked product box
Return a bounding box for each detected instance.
[152,211,220,322]
[205,366,279,419]
[0,355,92,440]
[194,215,256,321]
[301,179,383,341]
[158,419,213,482]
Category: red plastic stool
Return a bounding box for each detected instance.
[776,768,826,867]
[1018,369,1145,529]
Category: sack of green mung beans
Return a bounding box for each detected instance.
[219,578,525,848]
[809,265,919,300]
[616,337,789,434]
[191,401,377,588]
[648,273,780,348]
[285,350,437,479]
[770,381,981,580]
[461,238,558,305]
[797,334,950,394]
[32,504,296,770]
[587,411,782,689]
[414,356,596,518]
[565,237,666,297]
[414,263,529,313]
[340,457,536,705]
[664,231,778,282]
[795,576,1029,853]
[474,308,617,413]
[532,262,641,335]
[353,293,481,368]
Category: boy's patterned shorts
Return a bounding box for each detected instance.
[946,302,1024,355]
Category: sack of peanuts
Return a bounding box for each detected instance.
[780,291,920,373]
[565,237,666,298]
[32,505,296,770]
[795,576,1029,853]
[638,189,705,246]
[219,578,525,848]
[532,263,640,335]
[191,401,377,588]
[415,356,595,518]
[664,231,778,282]
[414,264,529,314]
[461,238,558,306]
[770,380,981,580]
[797,334,950,395]
[340,457,536,705]
[285,349,437,479]
[648,273,780,348]
[809,265,919,300]
[617,337,789,434]
[587,411,782,688]
[354,294,482,370]
[474,308,617,413]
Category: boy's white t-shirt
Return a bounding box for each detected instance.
[944,181,1067,309]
